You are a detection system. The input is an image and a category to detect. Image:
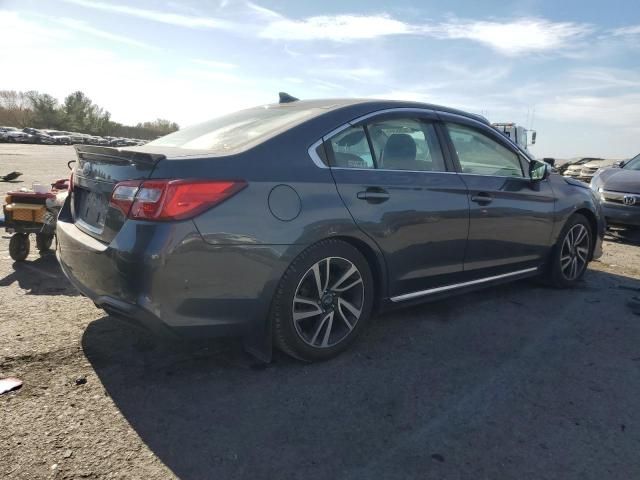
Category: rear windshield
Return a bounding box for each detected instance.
[148,105,327,153]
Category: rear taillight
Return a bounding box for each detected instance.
[109,179,246,221]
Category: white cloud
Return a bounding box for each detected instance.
[319,67,386,82]
[537,94,640,127]
[260,14,414,41]
[426,19,592,55]
[190,59,237,70]
[52,18,156,50]
[611,25,640,36]
[62,0,231,29]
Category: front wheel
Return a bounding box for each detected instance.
[271,239,374,362]
[545,214,592,288]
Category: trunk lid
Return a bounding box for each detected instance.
[71,145,165,243]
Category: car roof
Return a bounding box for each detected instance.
[258,98,490,125]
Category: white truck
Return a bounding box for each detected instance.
[492,123,536,152]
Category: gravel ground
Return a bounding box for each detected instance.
[1,144,640,480]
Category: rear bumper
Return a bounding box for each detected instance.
[602,203,640,227]
[56,209,303,342]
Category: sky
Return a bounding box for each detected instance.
[1,0,639,158]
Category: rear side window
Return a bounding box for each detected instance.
[326,118,446,172]
[328,126,375,169]
[368,119,445,172]
[446,123,523,177]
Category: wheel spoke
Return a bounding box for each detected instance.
[561,255,572,269]
[574,226,587,246]
[333,277,363,293]
[320,312,334,347]
[310,263,324,297]
[310,312,332,345]
[294,296,320,308]
[576,246,588,262]
[293,304,323,322]
[330,264,359,292]
[337,297,361,330]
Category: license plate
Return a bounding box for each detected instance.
[78,189,107,229]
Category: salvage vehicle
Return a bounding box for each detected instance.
[56,98,605,362]
[0,126,19,141]
[4,130,33,143]
[578,158,616,183]
[44,130,73,145]
[22,127,56,144]
[562,157,603,179]
[591,152,640,228]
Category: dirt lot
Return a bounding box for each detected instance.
[1,144,640,479]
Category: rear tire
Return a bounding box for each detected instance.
[544,214,592,288]
[36,233,54,252]
[9,233,30,262]
[271,239,374,362]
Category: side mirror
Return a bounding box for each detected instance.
[613,160,625,168]
[529,160,550,182]
[530,130,537,145]
[542,157,555,167]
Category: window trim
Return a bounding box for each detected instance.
[310,107,454,173]
[308,107,439,169]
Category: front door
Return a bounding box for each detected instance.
[440,115,556,277]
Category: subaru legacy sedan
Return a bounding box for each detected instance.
[57,98,604,362]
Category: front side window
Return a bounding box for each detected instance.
[446,123,524,177]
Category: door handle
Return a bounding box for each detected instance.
[357,188,390,203]
[471,192,493,204]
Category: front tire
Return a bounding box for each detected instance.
[271,239,374,362]
[545,214,592,288]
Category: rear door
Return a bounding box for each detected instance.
[439,113,555,276]
[325,111,470,299]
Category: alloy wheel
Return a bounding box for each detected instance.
[560,224,590,281]
[292,256,365,348]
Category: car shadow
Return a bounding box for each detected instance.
[0,250,80,296]
[605,227,640,246]
[82,269,640,480]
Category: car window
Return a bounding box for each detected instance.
[624,153,640,170]
[328,125,375,169]
[446,123,524,177]
[367,119,445,172]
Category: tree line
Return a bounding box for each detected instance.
[0,90,179,140]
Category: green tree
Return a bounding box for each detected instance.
[26,91,63,129]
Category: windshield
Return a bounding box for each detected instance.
[624,153,640,170]
[148,105,328,153]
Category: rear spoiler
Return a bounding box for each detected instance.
[74,145,165,166]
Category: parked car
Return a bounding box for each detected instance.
[4,130,34,143]
[0,126,19,142]
[22,128,56,144]
[591,152,640,228]
[562,157,603,178]
[56,98,604,362]
[44,130,73,145]
[578,158,616,182]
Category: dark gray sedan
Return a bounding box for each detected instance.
[56,98,604,362]
[591,153,640,228]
